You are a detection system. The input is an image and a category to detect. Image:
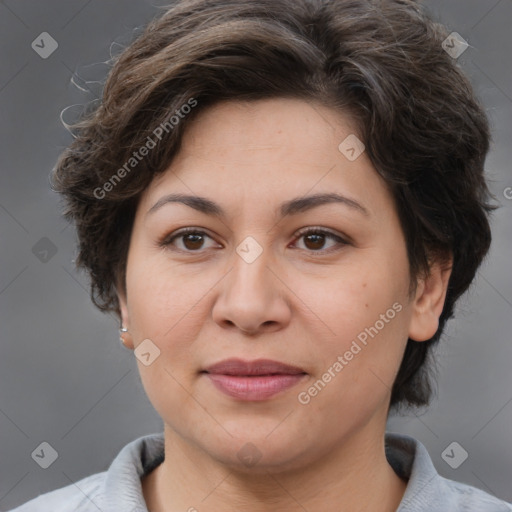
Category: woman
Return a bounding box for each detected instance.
[9,0,512,510]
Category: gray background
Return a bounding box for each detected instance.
[0,0,511,509]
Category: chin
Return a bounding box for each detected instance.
[200,425,313,474]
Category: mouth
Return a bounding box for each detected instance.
[201,358,308,401]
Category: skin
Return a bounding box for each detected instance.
[117,98,452,512]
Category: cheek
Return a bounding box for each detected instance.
[125,255,214,401]
[125,257,206,420]
[126,252,205,338]
[308,249,408,345]
[297,246,410,400]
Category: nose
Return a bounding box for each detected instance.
[211,243,291,335]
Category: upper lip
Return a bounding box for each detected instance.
[203,358,307,376]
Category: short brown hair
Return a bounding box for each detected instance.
[51,0,497,411]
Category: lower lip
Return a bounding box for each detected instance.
[205,373,307,401]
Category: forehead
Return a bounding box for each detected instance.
[179,98,354,161]
[139,98,392,221]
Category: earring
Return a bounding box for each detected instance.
[119,327,133,350]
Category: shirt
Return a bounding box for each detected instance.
[6,431,512,511]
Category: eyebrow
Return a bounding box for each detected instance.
[147,192,370,219]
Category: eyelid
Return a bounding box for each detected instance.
[293,226,349,242]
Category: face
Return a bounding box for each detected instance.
[118,98,446,472]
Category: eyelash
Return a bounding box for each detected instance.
[159,226,349,255]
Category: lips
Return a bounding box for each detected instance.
[202,358,307,401]
[203,358,306,376]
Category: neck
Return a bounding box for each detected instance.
[142,420,407,512]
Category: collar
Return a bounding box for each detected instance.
[97,431,442,511]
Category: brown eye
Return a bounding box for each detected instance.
[161,228,218,252]
[181,232,206,250]
[303,232,327,251]
[160,227,348,255]
[292,228,348,254]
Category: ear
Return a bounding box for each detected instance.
[117,283,134,350]
[408,255,453,342]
